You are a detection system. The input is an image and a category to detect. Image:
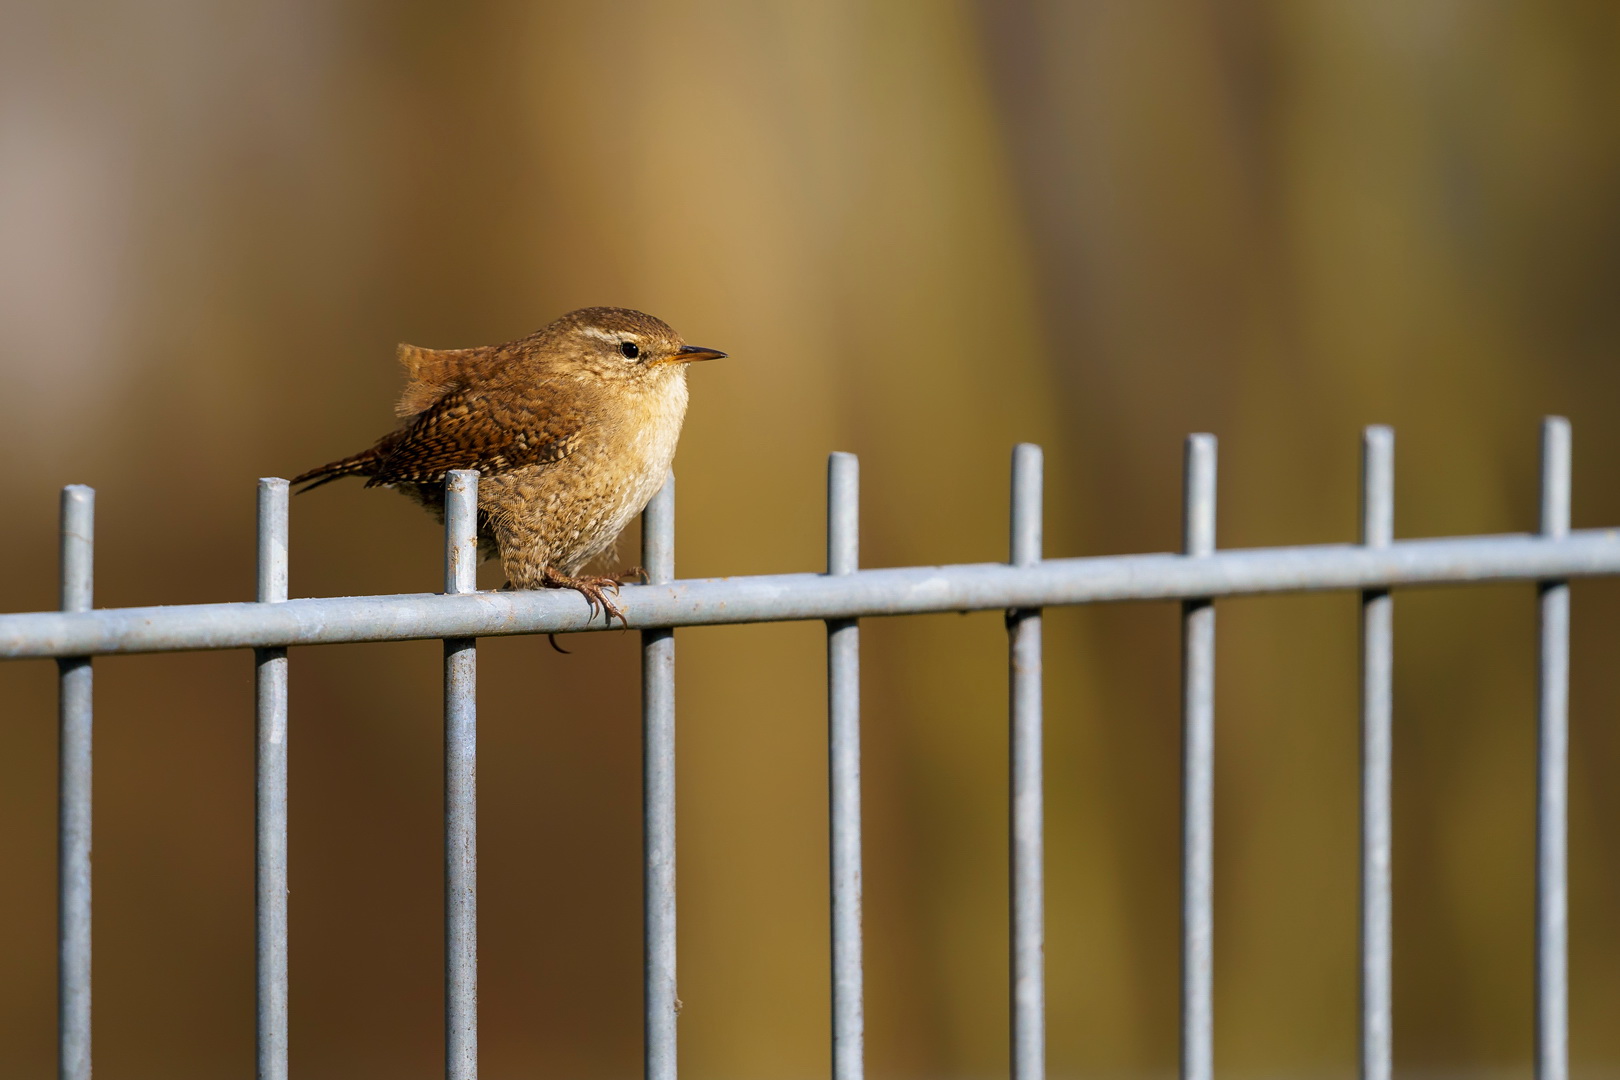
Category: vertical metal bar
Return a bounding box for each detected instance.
[58,485,93,1080]
[1008,443,1045,1080]
[1536,417,1571,1080]
[443,470,479,1080]
[1359,427,1394,1080]
[826,453,864,1080]
[643,474,678,1080]
[1180,435,1216,1080]
[256,478,291,1080]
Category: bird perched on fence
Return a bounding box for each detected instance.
[292,307,725,624]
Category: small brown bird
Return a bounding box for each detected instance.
[292,307,725,622]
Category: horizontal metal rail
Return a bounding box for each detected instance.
[4,529,1620,659]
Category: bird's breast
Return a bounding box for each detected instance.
[553,375,689,543]
[615,376,689,473]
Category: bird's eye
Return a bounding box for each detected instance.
[620,341,641,360]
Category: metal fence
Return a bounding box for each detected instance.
[1,419,1610,1080]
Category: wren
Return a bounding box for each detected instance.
[293,307,725,622]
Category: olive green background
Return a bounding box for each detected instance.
[2,2,1619,1077]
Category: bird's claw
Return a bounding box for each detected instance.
[542,568,627,627]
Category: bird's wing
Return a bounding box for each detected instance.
[365,383,585,486]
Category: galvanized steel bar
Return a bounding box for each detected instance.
[826,452,863,1080]
[643,474,678,1080]
[1359,428,1394,1080]
[10,532,1620,659]
[1536,417,1571,1080]
[58,485,93,1080]
[443,470,479,1080]
[1181,435,1216,1080]
[1008,443,1045,1080]
[256,478,291,1080]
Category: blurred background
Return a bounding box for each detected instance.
[3,1,1620,1077]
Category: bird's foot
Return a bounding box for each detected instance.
[616,566,650,585]
[541,567,626,627]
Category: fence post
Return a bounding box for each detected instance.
[256,478,291,1080]
[643,475,678,1080]
[59,485,94,1080]
[1536,417,1571,1080]
[827,453,863,1080]
[1181,435,1217,1080]
[1009,444,1046,1080]
[1359,427,1394,1080]
[444,470,479,1080]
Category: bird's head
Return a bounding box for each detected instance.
[541,307,726,385]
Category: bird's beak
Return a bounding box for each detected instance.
[671,345,727,363]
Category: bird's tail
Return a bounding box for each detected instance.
[290,449,379,494]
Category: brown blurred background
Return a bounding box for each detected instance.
[3,1,1620,1077]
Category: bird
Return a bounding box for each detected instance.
[292,307,725,625]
